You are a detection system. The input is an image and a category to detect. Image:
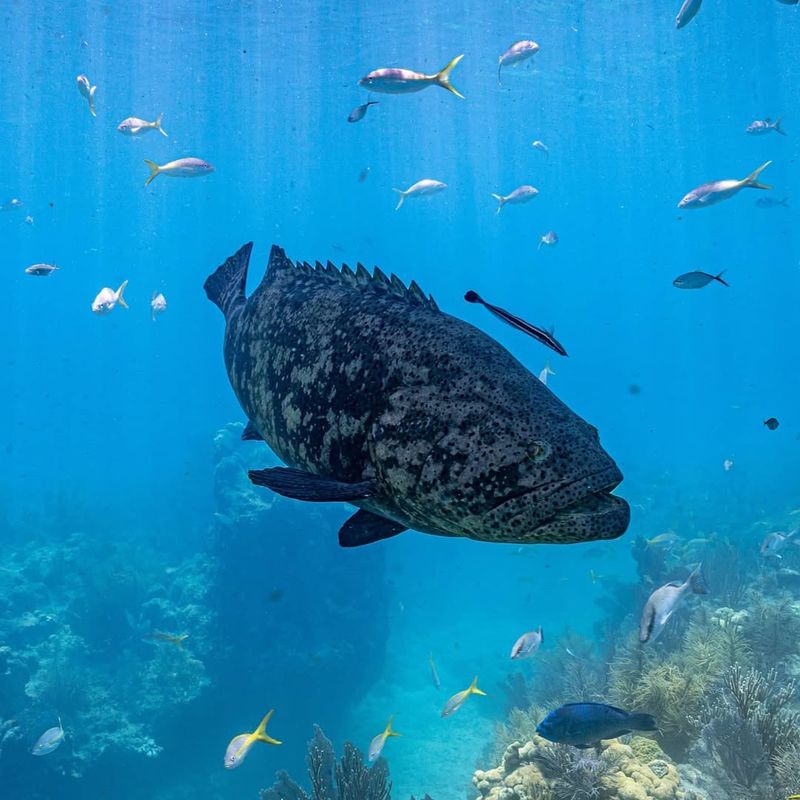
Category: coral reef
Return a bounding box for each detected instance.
[260,725,391,800]
[473,737,683,800]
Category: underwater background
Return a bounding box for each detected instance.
[1,1,799,799]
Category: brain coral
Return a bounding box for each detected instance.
[473,736,684,800]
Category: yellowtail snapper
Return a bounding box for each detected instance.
[224,710,282,769]
[497,40,539,85]
[464,290,568,357]
[31,718,65,755]
[441,676,486,717]
[678,161,772,209]
[673,270,728,289]
[368,716,400,761]
[358,54,464,99]
[536,703,657,748]
[675,0,703,29]
[25,263,60,276]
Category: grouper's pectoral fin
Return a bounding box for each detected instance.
[248,467,376,502]
[241,421,264,441]
[338,510,408,548]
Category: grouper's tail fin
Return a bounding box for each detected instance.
[204,242,253,319]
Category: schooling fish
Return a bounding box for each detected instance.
[147,630,187,648]
[25,263,60,277]
[76,74,97,116]
[538,363,555,385]
[441,676,486,717]
[347,100,379,123]
[639,564,708,643]
[464,290,568,357]
[746,117,785,136]
[392,179,447,210]
[0,197,23,211]
[531,140,549,156]
[675,0,703,28]
[497,41,539,84]
[118,114,168,137]
[224,710,282,769]
[368,716,400,761]
[205,244,628,547]
[510,626,543,659]
[151,292,167,320]
[491,185,538,213]
[31,718,64,755]
[672,270,729,289]
[91,280,128,315]
[536,703,657,748]
[358,54,464,99]
[144,157,214,186]
[429,652,441,689]
[678,161,772,209]
[764,417,780,431]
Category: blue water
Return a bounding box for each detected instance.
[1,2,799,799]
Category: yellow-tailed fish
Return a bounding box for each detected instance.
[144,157,214,186]
[367,716,400,761]
[645,531,680,548]
[31,717,64,755]
[224,709,282,769]
[428,652,441,689]
[358,54,464,99]
[441,676,486,717]
[148,630,189,648]
[118,114,168,137]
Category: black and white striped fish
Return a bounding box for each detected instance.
[464,291,568,357]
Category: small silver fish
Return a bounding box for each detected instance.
[510,626,543,659]
[92,281,129,315]
[0,197,22,211]
[491,185,538,213]
[676,0,703,29]
[151,292,167,320]
[760,529,797,558]
[639,564,708,643]
[723,458,734,472]
[367,716,400,762]
[531,140,549,156]
[538,363,555,385]
[347,100,379,123]
[24,215,34,225]
[392,179,447,210]
[428,652,441,689]
[746,117,785,136]
[25,263,60,277]
[31,718,64,755]
[678,161,772,209]
[673,270,728,289]
[144,157,214,186]
[498,41,540,84]
[118,114,168,137]
[539,231,558,249]
[76,74,97,117]
[358,55,464,99]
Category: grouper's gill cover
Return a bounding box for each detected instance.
[204,243,630,548]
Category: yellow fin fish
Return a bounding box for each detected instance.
[224,710,282,769]
[358,54,465,99]
[441,676,486,717]
[368,716,401,761]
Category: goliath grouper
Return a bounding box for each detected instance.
[204,243,630,548]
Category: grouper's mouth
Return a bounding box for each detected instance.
[478,466,630,544]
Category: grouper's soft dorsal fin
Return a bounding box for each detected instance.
[261,243,439,311]
[204,242,253,319]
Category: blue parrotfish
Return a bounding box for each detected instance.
[536,703,657,748]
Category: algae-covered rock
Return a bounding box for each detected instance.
[473,736,684,800]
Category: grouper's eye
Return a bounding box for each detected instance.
[527,440,551,462]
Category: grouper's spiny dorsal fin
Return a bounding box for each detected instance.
[204,242,254,319]
[262,243,439,311]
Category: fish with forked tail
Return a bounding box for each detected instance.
[639,564,708,643]
[678,161,772,209]
[204,243,629,548]
[358,55,464,99]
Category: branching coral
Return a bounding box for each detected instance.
[774,745,800,796]
[740,593,800,672]
[260,725,391,800]
[534,743,612,800]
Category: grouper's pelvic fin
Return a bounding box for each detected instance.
[204,242,254,319]
[249,466,376,502]
[339,509,407,548]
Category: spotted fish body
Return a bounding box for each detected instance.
[205,243,629,548]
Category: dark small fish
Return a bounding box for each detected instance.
[347,100,379,123]
[756,196,789,209]
[673,270,729,289]
[764,417,780,431]
[536,703,657,748]
[358,167,371,183]
[628,384,641,395]
[464,290,568,357]
[267,589,284,602]
[675,0,703,28]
